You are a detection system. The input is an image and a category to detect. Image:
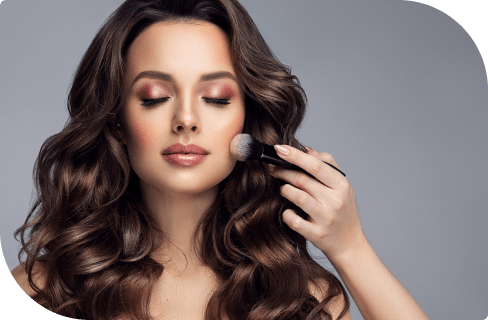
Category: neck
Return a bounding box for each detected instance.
[140,181,218,276]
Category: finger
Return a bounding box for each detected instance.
[282,208,328,245]
[273,168,339,214]
[274,145,344,189]
[268,163,277,173]
[304,145,320,157]
[279,183,327,225]
[282,208,316,237]
[306,147,342,171]
[304,146,317,155]
[271,167,334,208]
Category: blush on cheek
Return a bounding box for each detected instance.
[133,122,150,147]
[228,116,245,146]
[231,123,244,140]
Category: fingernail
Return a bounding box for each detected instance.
[268,164,276,173]
[274,145,290,156]
[305,146,318,155]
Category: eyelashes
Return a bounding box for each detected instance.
[203,98,230,105]
[141,97,169,107]
[140,97,230,107]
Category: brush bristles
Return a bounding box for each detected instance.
[230,134,264,161]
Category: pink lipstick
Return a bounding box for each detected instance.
[162,143,208,166]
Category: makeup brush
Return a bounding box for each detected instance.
[230,133,346,177]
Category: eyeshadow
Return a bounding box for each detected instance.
[219,85,237,98]
[202,82,237,98]
[137,83,170,98]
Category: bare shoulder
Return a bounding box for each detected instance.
[11,261,48,296]
[309,279,351,320]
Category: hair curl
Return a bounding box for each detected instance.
[15,0,349,319]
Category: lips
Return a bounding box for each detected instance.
[162,143,208,155]
[162,143,208,166]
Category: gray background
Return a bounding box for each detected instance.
[1,0,487,319]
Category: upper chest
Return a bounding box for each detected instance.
[148,269,228,320]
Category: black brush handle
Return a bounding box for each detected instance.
[260,144,346,177]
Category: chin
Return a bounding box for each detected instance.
[169,169,231,194]
[139,164,234,196]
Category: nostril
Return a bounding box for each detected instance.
[174,124,197,132]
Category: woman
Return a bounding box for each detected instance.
[12,0,429,319]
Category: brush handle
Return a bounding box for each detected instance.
[261,144,346,177]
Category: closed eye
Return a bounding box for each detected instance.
[204,98,230,105]
[140,97,169,107]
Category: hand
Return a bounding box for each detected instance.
[270,145,366,262]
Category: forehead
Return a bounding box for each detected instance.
[125,20,235,84]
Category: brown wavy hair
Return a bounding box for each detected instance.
[14,0,349,319]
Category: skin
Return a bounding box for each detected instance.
[11,18,427,320]
[119,21,245,277]
[119,20,247,319]
[270,145,429,320]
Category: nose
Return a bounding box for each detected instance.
[171,98,200,134]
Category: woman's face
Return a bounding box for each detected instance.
[120,20,245,195]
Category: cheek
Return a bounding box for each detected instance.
[231,117,244,139]
[225,111,245,144]
[130,120,152,148]
[227,111,245,138]
[207,110,244,153]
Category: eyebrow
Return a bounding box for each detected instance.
[199,71,237,82]
[131,70,238,87]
